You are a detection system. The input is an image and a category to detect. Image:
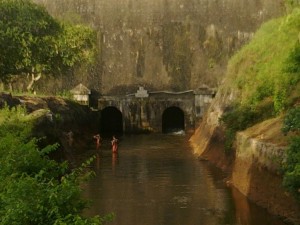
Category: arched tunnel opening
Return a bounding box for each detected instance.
[162,106,185,133]
[100,106,123,137]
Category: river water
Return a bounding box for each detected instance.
[78,134,287,225]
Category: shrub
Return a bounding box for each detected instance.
[220,106,261,153]
[0,106,110,224]
[282,136,300,201]
[282,106,300,134]
[282,106,300,202]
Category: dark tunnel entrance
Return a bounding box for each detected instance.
[100,106,123,137]
[162,106,185,133]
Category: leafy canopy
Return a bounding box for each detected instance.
[0,0,97,90]
[0,0,60,80]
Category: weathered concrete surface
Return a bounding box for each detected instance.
[33,0,284,94]
[98,89,206,133]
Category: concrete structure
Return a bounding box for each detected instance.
[97,87,215,135]
[70,83,91,105]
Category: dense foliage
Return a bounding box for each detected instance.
[0,0,60,80]
[282,106,300,134]
[228,8,300,113]
[220,105,268,152]
[285,0,300,11]
[282,106,300,202]
[220,7,300,151]
[0,0,97,92]
[0,106,112,224]
[220,101,275,152]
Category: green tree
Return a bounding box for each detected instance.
[0,0,60,89]
[0,0,96,92]
[53,22,97,76]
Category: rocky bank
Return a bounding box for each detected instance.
[0,92,100,162]
[189,90,300,224]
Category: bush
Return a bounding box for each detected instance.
[0,106,110,224]
[282,106,300,202]
[220,106,261,153]
[282,106,300,134]
[285,42,300,76]
[285,0,300,12]
[282,136,300,201]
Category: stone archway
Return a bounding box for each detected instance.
[100,106,123,137]
[162,106,185,133]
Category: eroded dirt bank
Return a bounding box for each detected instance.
[190,113,300,224]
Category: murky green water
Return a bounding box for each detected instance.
[77,134,287,225]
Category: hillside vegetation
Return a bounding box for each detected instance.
[221,7,299,145]
[220,6,300,202]
[226,8,299,113]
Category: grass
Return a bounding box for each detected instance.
[225,8,300,112]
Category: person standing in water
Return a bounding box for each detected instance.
[111,135,118,153]
[93,134,101,150]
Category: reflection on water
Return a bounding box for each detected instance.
[78,134,286,225]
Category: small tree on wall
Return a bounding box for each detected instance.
[285,0,300,12]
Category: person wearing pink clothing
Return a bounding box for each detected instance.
[93,134,101,150]
[111,135,118,153]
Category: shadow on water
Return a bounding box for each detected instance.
[75,134,287,225]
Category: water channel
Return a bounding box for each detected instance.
[76,134,287,225]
